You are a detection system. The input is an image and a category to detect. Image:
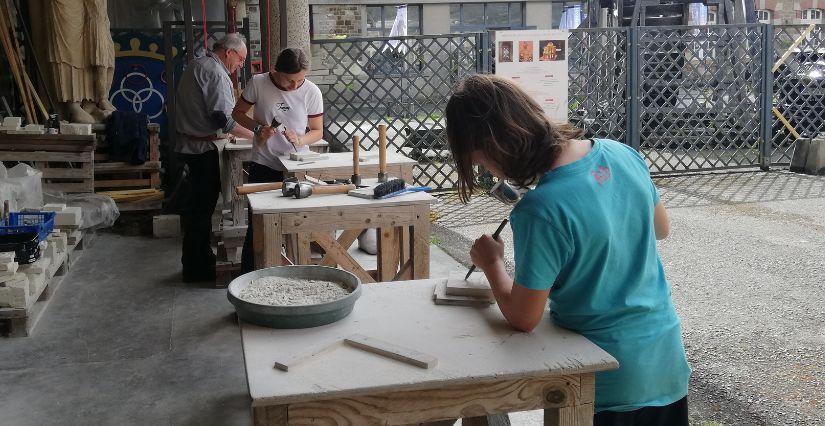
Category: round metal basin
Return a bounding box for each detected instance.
[227,265,361,329]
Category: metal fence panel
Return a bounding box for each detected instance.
[568,28,630,145]
[772,24,825,165]
[311,34,481,190]
[636,25,765,173]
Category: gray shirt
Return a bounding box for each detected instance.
[175,52,237,154]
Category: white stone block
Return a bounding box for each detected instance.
[0,252,15,263]
[19,257,48,275]
[0,261,18,274]
[0,274,30,308]
[3,117,21,128]
[59,123,92,135]
[42,203,66,212]
[55,206,82,227]
[48,232,68,252]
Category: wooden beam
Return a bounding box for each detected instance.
[319,229,362,267]
[311,232,375,283]
[286,374,586,425]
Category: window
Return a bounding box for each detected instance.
[366,4,423,37]
[552,2,584,29]
[756,9,772,23]
[707,9,718,24]
[450,3,525,32]
[801,8,823,22]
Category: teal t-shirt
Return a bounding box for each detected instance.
[510,139,691,412]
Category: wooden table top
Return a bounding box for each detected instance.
[240,279,618,407]
[247,187,436,214]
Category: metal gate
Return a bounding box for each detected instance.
[772,24,825,165]
[631,24,767,173]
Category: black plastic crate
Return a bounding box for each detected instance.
[0,232,41,264]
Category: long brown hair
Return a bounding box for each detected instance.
[445,74,584,202]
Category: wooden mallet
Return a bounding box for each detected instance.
[378,124,388,182]
[351,135,361,186]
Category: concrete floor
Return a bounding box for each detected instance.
[2,233,547,425]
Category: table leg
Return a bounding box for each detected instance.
[543,403,593,426]
[252,405,287,426]
[411,205,431,279]
[377,226,400,281]
[229,153,246,226]
[252,213,282,269]
[544,372,595,426]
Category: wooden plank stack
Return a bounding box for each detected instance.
[93,124,162,211]
[0,134,96,193]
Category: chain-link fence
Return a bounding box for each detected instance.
[310,34,482,190]
[569,28,630,144]
[634,25,766,173]
[311,25,823,190]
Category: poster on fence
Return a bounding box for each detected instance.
[494,30,569,123]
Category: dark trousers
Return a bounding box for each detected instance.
[594,396,688,426]
[240,162,285,273]
[178,150,221,278]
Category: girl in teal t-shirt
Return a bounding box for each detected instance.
[445,74,690,425]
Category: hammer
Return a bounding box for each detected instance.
[291,182,356,199]
[235,177,297,196]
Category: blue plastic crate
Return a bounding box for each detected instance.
[1,212,56,242]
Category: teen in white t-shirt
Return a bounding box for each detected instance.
[239,73,323,170]
[231,48,325,273]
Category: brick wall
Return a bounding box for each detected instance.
[311,5,365,39]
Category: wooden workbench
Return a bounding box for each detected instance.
[247,189,436,283]
[220,142,413,227]
[241,279,618,425]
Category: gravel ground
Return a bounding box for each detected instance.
[239,277,351,306]
[432,170,825,426]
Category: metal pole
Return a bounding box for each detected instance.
[183,0,194,61]
[760,23,774,170]
[628,26,641,150]
[279,0,287,50]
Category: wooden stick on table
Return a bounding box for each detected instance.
[351,135,361,185]
[344,333,438,369]
[378,124,388,182]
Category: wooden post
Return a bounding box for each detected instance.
[377,226,399,281]
[411,205,431,279]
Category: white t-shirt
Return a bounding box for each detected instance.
[241,73,324,170]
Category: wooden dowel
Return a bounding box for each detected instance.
[2,4,37,123]
[352,135,360,176]
[378,124,387,175]
[0,6,32,124]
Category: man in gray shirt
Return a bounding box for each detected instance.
[175,33,253,282]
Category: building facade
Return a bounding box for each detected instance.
[755,0,825,24]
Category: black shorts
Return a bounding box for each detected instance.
[594,396,688,426]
